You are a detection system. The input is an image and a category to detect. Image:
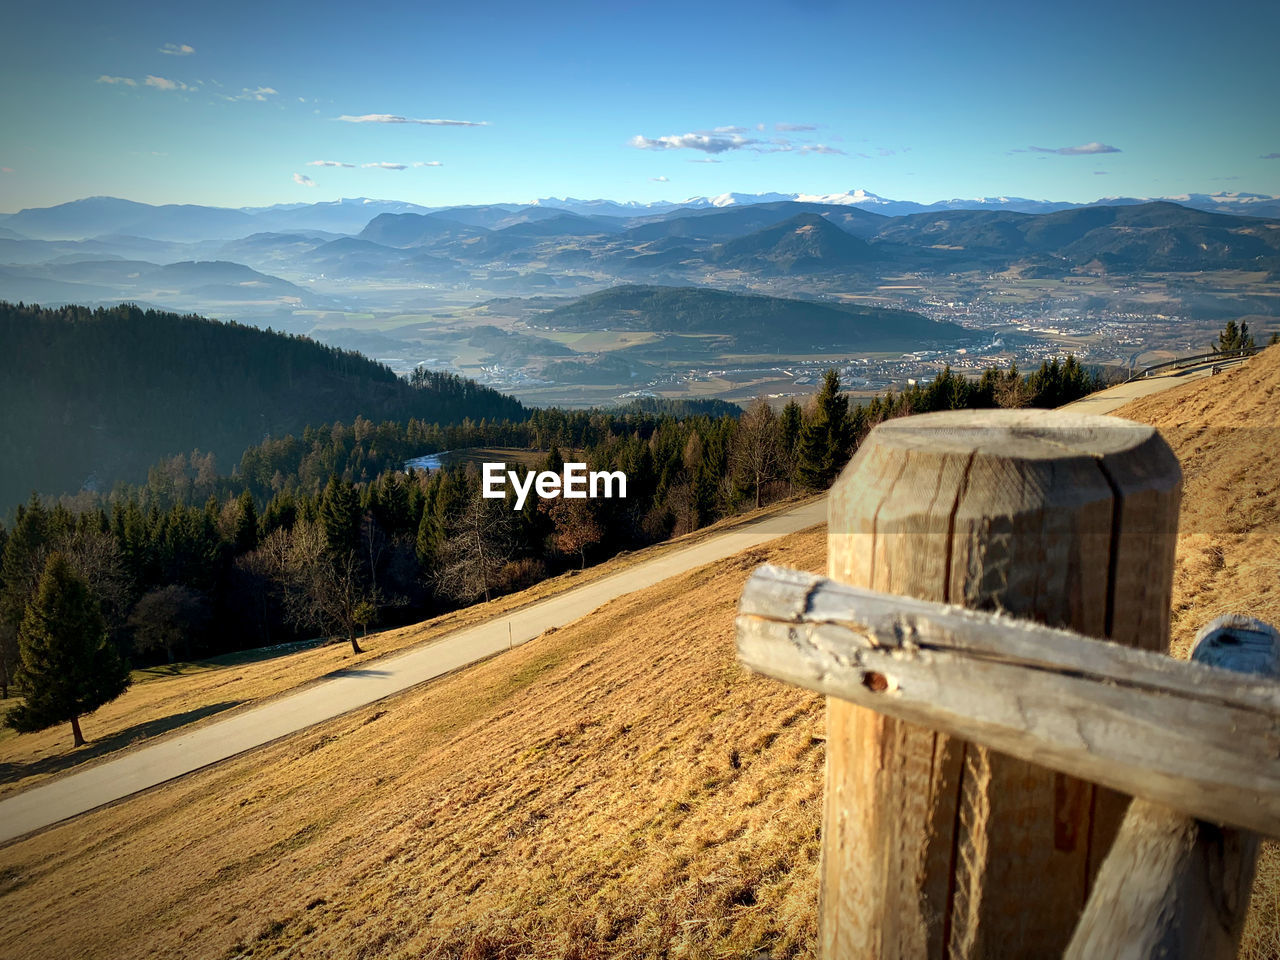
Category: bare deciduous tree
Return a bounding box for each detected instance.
[732,399,783,509]
[434,494,514,603]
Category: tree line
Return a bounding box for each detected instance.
[1,355,1098,745]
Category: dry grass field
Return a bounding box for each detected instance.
[0,531,828,960]
[0,348,1277,959]
[1112,347,1280,960]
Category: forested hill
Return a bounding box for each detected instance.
[540,285,969,351]
[0,302,525,507]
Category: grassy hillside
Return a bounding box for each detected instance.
[0,301,525,506]
[1,349,1277,958]
[0,530,828,960]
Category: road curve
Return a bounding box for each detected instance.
[0,499,826,845]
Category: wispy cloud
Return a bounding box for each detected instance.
[307,160,354,167]
[338,114,487,126]
[1,167,13,174]
[689,157,721,163]
[160,43,195,56]
[1094,170,1109,175]
[632,129,843,157]
[1262,152,1280,160]
[232,87,276,101]
[1029,141,1121,155]
[650,175,669,182]
[144,75,193,92]
[293,173,316,187]
[776,122,818,132]
[362,161,407,170]
[97,75,137,86]
[631,132,761,154]
[412,160,444,167]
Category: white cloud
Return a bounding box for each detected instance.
[97,75,137,86]
[362,161,407,170]
[799,144,844,155]
[650,175,669,182]
[338,114,487,126]
[776,122,818,132]
[160,43,195,56]
[689,157,721,163]
[237,87,276,101]
[412,160,444,167]
[1030,141,1121,155]
[631,132,761,154]
[293,173,316,187]
[307,160,354,167]
[144,75,192,92]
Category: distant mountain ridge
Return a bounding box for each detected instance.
[6,190,1280,243]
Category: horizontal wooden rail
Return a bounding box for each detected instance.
[736,564,1280,837]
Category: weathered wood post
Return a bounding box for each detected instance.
[822,409,1181,958]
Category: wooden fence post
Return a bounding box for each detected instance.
[822,409,1181,959]
[1065,613,1280,960]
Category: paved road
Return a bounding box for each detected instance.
[0,498,827,845]
[1061,363,1218,415]
[1,362,1222,844]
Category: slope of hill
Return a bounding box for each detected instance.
[538,284,967,350]
[0,349,1278,958]
[357,212,489,248]
[0,530,830,960]
[0,302,525,506]
[874,201,1280,269]
[711,213,877,274]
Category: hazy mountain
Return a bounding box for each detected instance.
[711,213,878,274]
[496,213,624,238]
[0,258,321,311]
[245,198,435,234]
[874,201,1280,269]
[4,197,259,241]
[538,284,969,351]
[623,201,888,242]
[359,213,489,247]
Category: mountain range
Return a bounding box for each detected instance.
[5,189,1280,242]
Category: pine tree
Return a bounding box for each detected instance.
[0,496,51,699]
[233,490,258,555]
[6,553,131,747]
[319,476,361,560]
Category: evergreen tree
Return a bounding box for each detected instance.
[0,496,51,699]
[1213,319,1255,355]
[233,490,258,555]
[6,553,131,747]
[319,476,361,559]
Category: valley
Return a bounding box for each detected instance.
[3,193,1277,409]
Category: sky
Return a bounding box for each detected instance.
[3,0,1279,211]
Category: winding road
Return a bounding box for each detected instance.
[0,362,1218,845]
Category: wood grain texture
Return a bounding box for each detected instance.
[820,409,1182,960]
[736,570,1280,835]
[1065,615,1280,960]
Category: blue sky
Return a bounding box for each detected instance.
[3,0,1278,211]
